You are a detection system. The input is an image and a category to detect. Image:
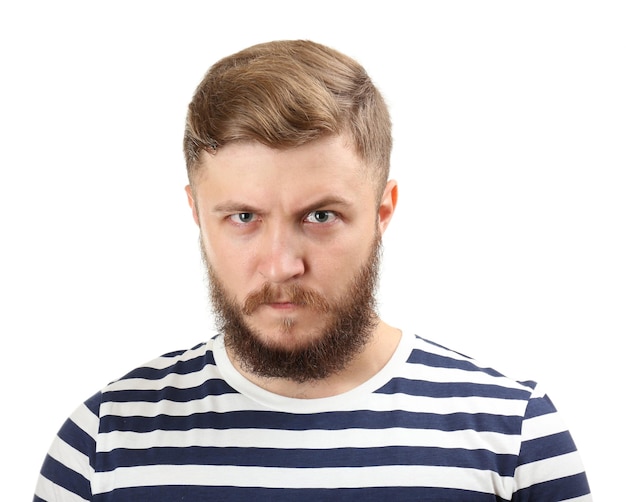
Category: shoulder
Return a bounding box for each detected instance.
[396,333,537,400]
[99,337,225,397]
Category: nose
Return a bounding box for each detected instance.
[256,224,305,284]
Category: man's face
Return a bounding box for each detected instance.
[186,134,397,381]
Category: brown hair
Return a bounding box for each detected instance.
[184,40,392,195]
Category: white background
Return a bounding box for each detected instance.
[1,1,624,499]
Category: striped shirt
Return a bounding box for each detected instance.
[34,332,592,501]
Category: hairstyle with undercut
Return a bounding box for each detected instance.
[183,40,392,197]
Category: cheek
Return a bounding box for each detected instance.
[202,235,259,293]
[312,238,371,285]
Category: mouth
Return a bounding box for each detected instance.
[242,284,330,316]
[265,301,301,310]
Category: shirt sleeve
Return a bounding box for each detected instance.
[33,392,102,502]
[511,384,592,501]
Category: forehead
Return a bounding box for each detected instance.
[191,135,376,202]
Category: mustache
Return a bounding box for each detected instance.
[242,283,331,315]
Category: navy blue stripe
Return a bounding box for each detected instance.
[376,377,531,400]
[517,380,537,390]
[100,409,521,434]
[410,336,506,375]
[106,379,528,403]
[93,485,507,502]
[57,418,96,466]
[524,394,557,420]
[160,349,188,357]
[39,454,91,500]
[84,391,102,416]
[518,431,578,465]
[98,444,517,474]
[161,342,206,358]
[407,347,502,375]
[118,351,215,381]
[413,334,472,355]
[104,379,238,403]
[512,472,590,501]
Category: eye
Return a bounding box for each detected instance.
[229,212,257,224]
[304,210,338,224]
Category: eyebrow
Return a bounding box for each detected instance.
[212,196,353,215]
[212,202,261,215]
[299,196,353,214]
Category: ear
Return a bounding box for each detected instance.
[185,185,200,227]
[378,180,398,235]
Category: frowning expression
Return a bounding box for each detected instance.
[186,134,397,356]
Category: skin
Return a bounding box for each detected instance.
[186,134,400,398]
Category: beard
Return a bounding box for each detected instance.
[203,237,382,383]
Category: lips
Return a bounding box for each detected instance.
[266,301,299,309]
[242,283,330,315]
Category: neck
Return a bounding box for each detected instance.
[226,319,402,399]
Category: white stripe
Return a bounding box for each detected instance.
[521,409,567,441]
[104,339,528,394]
[395,362,531,390]
[528,382,547,399]
[104,370,220,393]
[562,495,593,502]
[514,451,587,490]
[47,436,94,481]
[101,391,529,418]
[124,342,213,371]
[70,402,100,440]
[411,337,509,374]
[92,463,513,495]
[96,426,520,454]
[34,474,90,502]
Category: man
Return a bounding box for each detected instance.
[34,40,592,501]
